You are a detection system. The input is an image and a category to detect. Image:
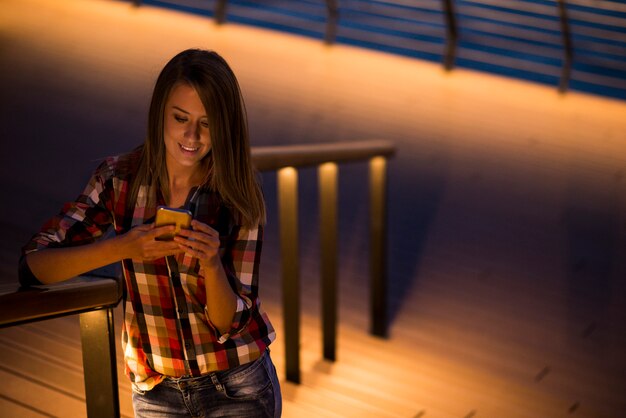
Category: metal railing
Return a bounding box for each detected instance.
[0,139,395,416]
[253,139,396,383]
[0,276,123,418]
[132,0,626,99]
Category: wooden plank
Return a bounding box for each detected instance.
[0,396,53,418]
[0,368,85,418]
[0,317,135,418]
[0,342,85,403]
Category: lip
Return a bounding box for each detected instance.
[179,143,200,153]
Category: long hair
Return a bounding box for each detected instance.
[128,49,265,227]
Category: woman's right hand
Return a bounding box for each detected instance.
[25,223,184,284]
[119,223,183,261]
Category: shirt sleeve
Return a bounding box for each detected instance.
[19,160,115,286]
[204,224,263,343]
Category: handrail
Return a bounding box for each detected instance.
[251,139,395,170]
[0,275,122,328]
[252,139,395,383]
[0,275,123,418]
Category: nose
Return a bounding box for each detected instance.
[184,123,200,140]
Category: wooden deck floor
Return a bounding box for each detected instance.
[1,0,625,417]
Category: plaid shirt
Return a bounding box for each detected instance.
[21,151,275,391]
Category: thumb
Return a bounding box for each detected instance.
[134,224,153,232]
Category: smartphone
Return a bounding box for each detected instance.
[155,206,192,241]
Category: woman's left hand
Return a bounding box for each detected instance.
[174,220,221,271]
[176,220,236,331]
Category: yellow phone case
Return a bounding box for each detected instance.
[155,206,192,240]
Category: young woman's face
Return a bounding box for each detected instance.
[163,82,212,174]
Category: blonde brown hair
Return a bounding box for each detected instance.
[129,49,265,227]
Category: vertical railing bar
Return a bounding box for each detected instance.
[369,156,388,338]
[215,0,228,24]
[277,167,301,383]
[557,0,573,93]
[325,0,340,45]
[319,163,338,361]
[442,0,458,71]
[80,308,120,418]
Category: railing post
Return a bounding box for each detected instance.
[319,162,338,361]
[442,0,458,70]
[369,156,388,338]
[277,167,300,383]
[80,308,120,418]
[557,0,573,93]
[215,0,228,24]
[325,0,339,44]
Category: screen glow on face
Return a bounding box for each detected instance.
[163,83,212,174]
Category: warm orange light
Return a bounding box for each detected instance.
[369,156,386,177]
[278,166,297,184]
[318,162,338,182]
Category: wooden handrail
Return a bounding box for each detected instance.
[0,275,122,328]
[251,139,395,171]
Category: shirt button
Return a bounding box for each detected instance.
[185,341,192,350]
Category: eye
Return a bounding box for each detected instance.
[174,115,187,123]
[200,120,209,129]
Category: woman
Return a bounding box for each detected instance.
[19,49,281,417]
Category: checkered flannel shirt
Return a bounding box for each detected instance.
[20,151,275,391]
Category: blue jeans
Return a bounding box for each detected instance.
[132,349,282,417]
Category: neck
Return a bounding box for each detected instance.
[169,173,195,189]
[166,159,204,188]
[166,166,204,207]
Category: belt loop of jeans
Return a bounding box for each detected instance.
[172,375,191,391]
[210,372,224,392]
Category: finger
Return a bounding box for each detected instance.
[176,227,217,242]
[177,243,206,259]
[190,220,219,236]
[175,232,220,249]
[141,242,183,260]
[175,236,215,252]
[133,224,153,232]
[176,240,203,257]
[151,225,177,238]
[175,238,219,258]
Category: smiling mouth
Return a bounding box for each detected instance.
[179,144,200,152]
